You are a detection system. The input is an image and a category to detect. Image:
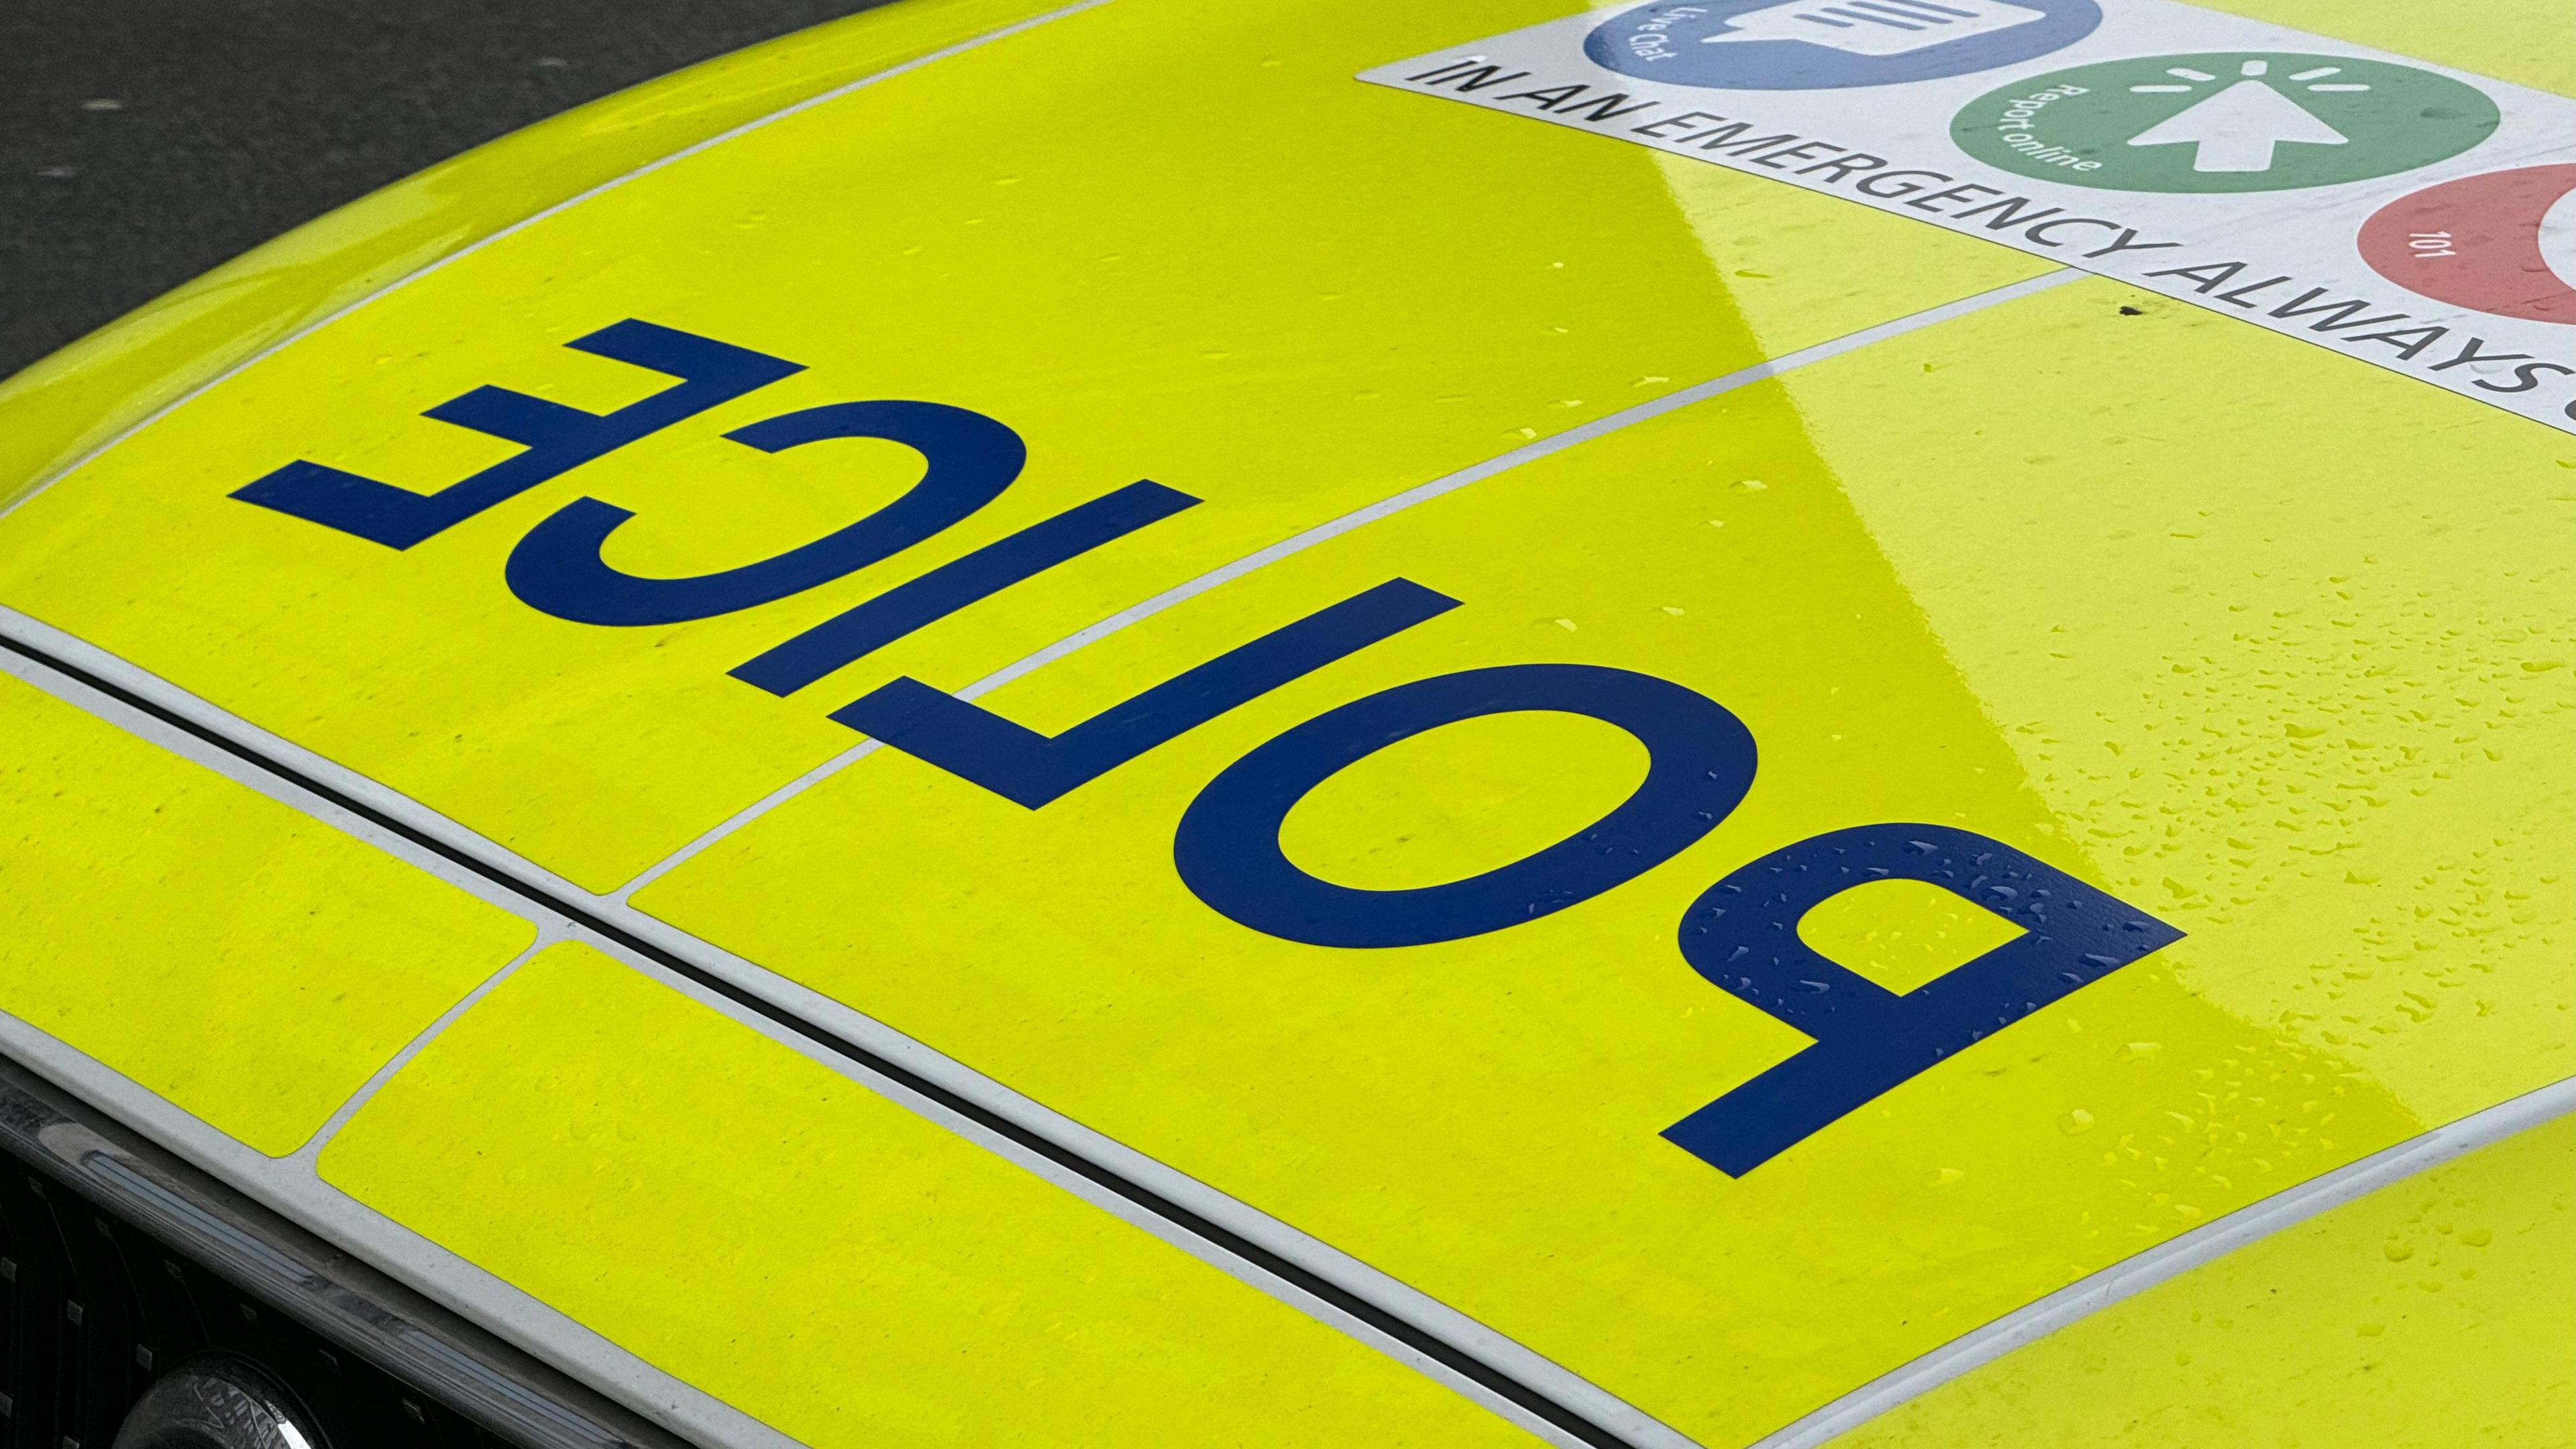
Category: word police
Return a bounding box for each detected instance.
[235,320,2181,1174]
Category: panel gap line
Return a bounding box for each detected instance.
[0,262,2086,1447]
[0,617,1688,1449]
[9,236,2559,1446]
[284,930,562,1169]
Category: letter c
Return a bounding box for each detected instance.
[506,400,1024,627]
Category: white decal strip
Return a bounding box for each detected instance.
[0,639,799,1449]
[1364,1,2576,437]
[281,934,559,1169]
[3,235,2568,1436]
[0,266,2111,1449]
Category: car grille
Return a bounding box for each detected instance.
[0,1158,506,1448]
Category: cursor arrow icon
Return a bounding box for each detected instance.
[2127,79,2348,172]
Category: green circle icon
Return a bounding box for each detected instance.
[1953,52,2498,192]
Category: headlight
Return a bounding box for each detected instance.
[113,1354,330,1449]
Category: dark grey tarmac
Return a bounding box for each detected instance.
[1,0,892,382]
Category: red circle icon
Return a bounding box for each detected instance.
[2359,164,2576,324]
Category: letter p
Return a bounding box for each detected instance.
[1663,824,2182,1176]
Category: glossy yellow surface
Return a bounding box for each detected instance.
[0,674,532,1154]
[1786,277,2576,1129]
[0,0,2043,892]
[317,943,1536,1448]
[648,276,2571,1441]
[1835,1110,2576,1448]
[0,0,2569,1444]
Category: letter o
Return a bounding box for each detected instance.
[1173,663,1756,949]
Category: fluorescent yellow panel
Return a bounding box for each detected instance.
[1277,707,1649,890]
[635,343,2434,1444]
[1649,154,2055,359]
[2208,0,2576,100]
[1798,879,2027,999]
[1782,276,2576,1127]
[0,675,533,1154]
[317,943,1535,1448]
[0,0,2052,892]
[1835,1111,2576,1449]
[9,3,2563,1441]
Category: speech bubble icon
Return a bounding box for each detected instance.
[1701,0,2047,58]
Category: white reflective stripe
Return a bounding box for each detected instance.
[0,1010,800,1449]
[0,267,2108,1449]
[0,644,794,1449]
[25,606,2572,1449]
[1750,1069,2576,1447]
[0,266,2098,1449]
[27,249,2550,1449]
[282,934,558,1167]
[0,621,1649,1449]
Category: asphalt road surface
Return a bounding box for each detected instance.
[1,0,894,383]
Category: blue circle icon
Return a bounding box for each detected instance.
[1586,0,2103,91]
